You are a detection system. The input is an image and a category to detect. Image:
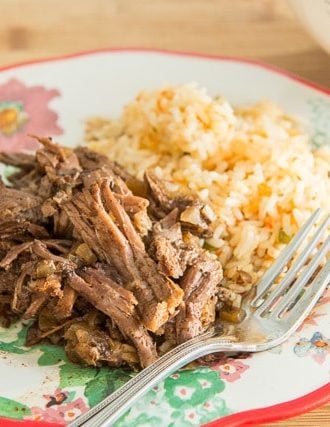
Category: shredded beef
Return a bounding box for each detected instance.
[145,170,214,237]
[0,152,35,169]
[64,320,138,367]
[67,268,157,368]
[0,136,226,369]
[176,253,222,343]
[150,209,199,278]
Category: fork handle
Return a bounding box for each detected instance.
[74,335,241,427]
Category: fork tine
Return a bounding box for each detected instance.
[284,259,330,327]
[251,209,322,307]
[255,214,330,316]
[270,235,330,318]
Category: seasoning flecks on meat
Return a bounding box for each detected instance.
[0,187,43,225]
[0,152,35,170]
[53,284,77,321]
[176,253,223,343]
[67,268,157,368]
[145,170,214,237]
[150,209,199,278]
[64,179,183,333]
[0,241,34,270]
[64,320,139,367]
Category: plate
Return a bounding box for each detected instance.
[0,49,329,427]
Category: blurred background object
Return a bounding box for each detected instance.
[289,0,330,55]
[0,0,329,87]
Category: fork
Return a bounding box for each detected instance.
[70,209,330,427]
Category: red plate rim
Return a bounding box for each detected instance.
[0,383,329,427]
[0,46,329,95]
[0,47,329,426]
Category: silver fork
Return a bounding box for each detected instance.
[70,209,330,427]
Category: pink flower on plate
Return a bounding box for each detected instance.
[184,409,200,423]
[60,399,89,423]
[0,78,62,152]
[25,397,88,423]
[25,406,64,423]
[210,357,249,382]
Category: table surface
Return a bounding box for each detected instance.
[0,0,329,426]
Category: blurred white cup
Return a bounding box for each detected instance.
[289,0,330,54]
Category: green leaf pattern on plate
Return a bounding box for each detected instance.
[37,344,68,366]
[0,397,31,420]
[115,370,229,427]
[0,322,33,354]
[0,323,231,425]
[84,368,133,407]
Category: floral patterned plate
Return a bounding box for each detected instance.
[0,49,329,427]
